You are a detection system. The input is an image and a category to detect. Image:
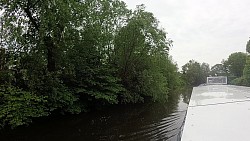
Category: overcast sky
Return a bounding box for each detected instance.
[123,0,250,68]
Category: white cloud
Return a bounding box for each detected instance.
[123,0,250,68]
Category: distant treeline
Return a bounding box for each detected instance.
[0,0,182,129]
[181,40,250,87]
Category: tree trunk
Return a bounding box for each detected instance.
[44,36,56,72]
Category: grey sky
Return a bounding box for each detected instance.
[123,0,250,68]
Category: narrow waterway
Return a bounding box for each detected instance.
[0,89,192,141]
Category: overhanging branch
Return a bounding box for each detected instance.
[24,0,40,31]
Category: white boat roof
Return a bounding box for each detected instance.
[181,85,250,141]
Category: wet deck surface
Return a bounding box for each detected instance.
[181,85,250,141]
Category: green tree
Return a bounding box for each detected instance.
[243,39,250,85]
[243,57,250,85]
[223,52,246,77]
[201,63,210,81]
[182,60,206,86]
[114,5,176,103]
[233,39,250,86]
[210,64,226,76]
[0,1,181,129]
[0,0,129,128]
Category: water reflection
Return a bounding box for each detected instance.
[0,89,192,141]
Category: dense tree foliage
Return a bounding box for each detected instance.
[223,52,246,77]
[201,63,210,78]
[242,56,250,85]
[0,1,181,128]
[181,60,209,86]
[181,56,246,86]
[210,63,227,76]
[241,39,250,86]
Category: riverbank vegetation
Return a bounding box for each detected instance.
[0,0,182,129]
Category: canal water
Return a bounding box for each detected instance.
[0,89,192,141]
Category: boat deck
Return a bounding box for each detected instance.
[181,85,250,141]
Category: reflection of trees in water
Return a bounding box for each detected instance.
[180,87,193,104]
[116,90,187,140]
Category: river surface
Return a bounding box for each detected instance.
[0,89,192,141]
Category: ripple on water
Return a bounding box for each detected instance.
[119,102,188,141]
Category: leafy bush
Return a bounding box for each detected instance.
[140,69,169,101]
[27,72,82,114]
[231,77,248,86]
[0,85,49,129]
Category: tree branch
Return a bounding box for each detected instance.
[24,7,39,31]
[23,0,40,31]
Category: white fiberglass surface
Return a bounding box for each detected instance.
[189,85,250,107]
[181,85,250,141]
